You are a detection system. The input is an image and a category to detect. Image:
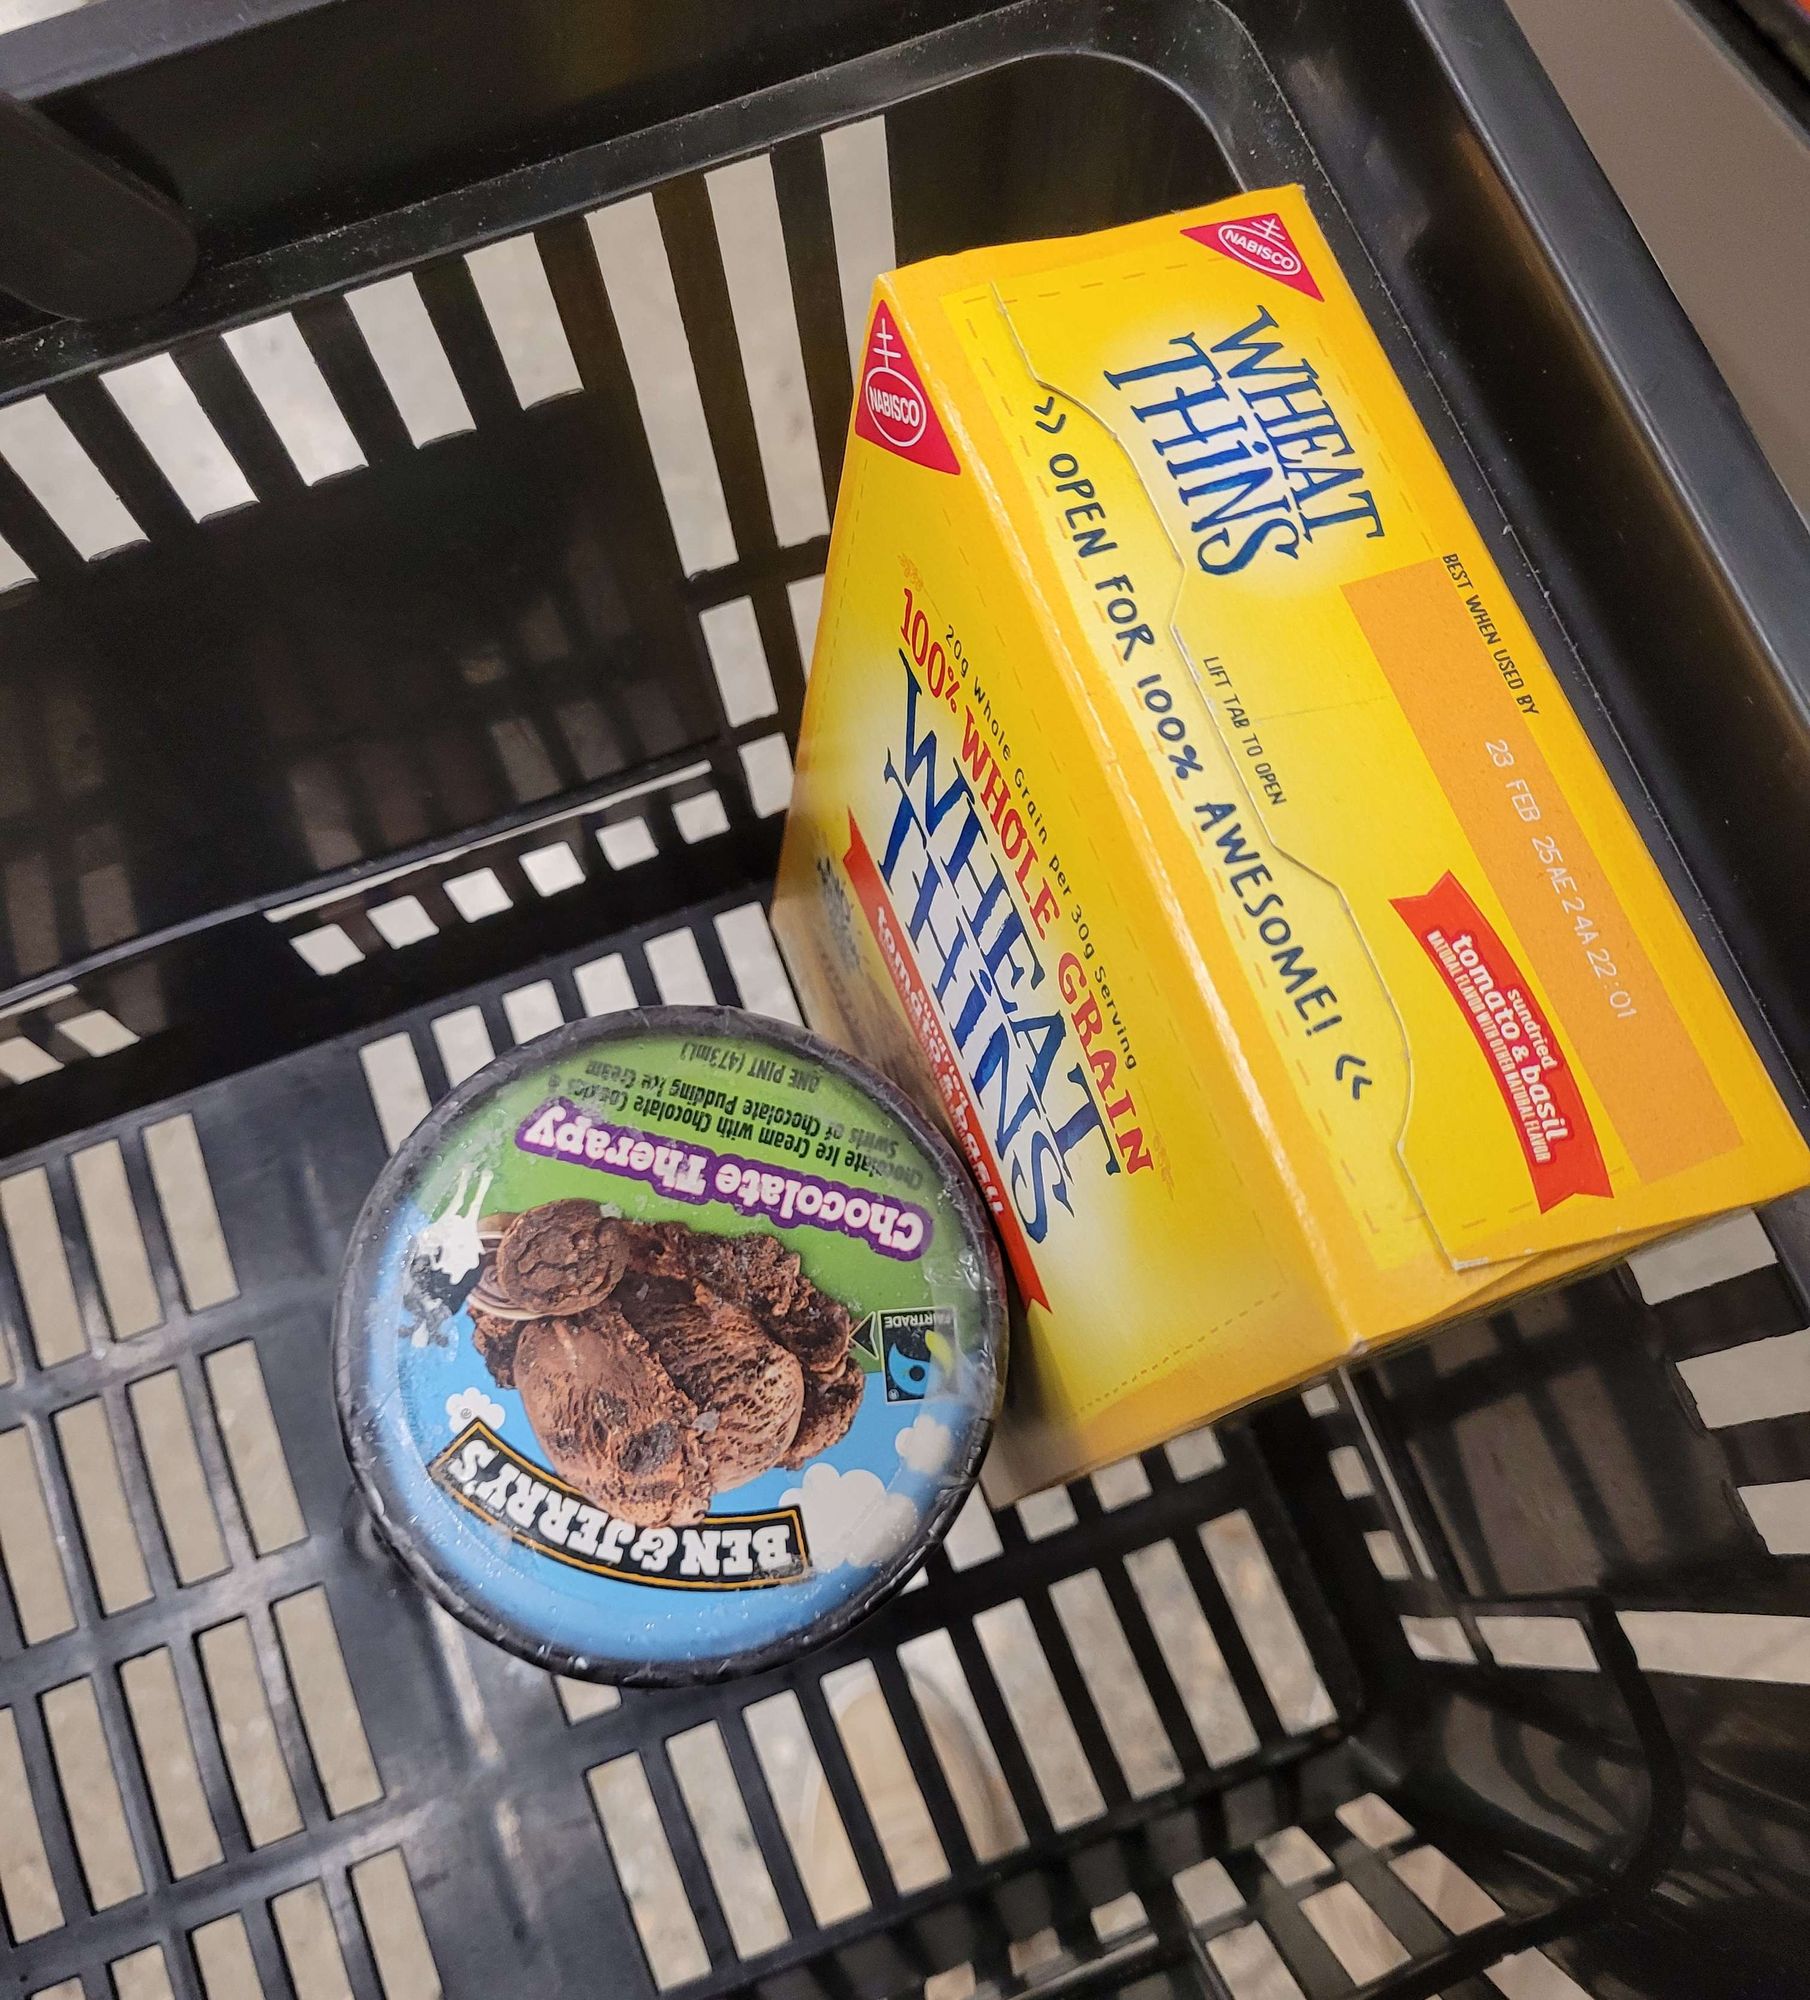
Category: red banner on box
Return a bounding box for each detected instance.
[843,814,1048,1304]
[1393,873,1611,1212]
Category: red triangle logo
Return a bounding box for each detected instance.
[1184,212,1323,301]
[852,302,959,474]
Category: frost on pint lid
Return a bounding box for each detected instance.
[335,1007,1004,1685]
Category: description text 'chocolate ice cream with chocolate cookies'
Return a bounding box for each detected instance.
[336,1007,1004,1685]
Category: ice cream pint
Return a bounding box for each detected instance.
[335,1006,1004,1684]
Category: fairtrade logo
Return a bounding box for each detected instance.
[851,302,959,474]
[1183,210,1324,300]
[873,1306,956,1403]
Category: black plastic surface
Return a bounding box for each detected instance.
[0,893,1366,1997]
[0,2,1807,1996]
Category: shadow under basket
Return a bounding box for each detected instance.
[1,3,1810,1998]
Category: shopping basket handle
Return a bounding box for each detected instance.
[0,91,195,319]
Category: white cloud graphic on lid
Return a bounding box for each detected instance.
[446,1386,504,1434]
[782,1462,917,1572]
[895,1413,952,1474]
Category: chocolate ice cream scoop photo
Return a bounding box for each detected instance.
[335,1007,1003,1686]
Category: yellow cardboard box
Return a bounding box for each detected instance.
[771,187,1810,1501]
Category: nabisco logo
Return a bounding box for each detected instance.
[865,366,926,448]
[853,302,959,474]
[1220,219,1299,276]
[1183,209,1324,301]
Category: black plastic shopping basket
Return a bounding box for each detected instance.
[1,3,1808,1996]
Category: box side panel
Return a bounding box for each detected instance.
[775,282,1342,1498]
